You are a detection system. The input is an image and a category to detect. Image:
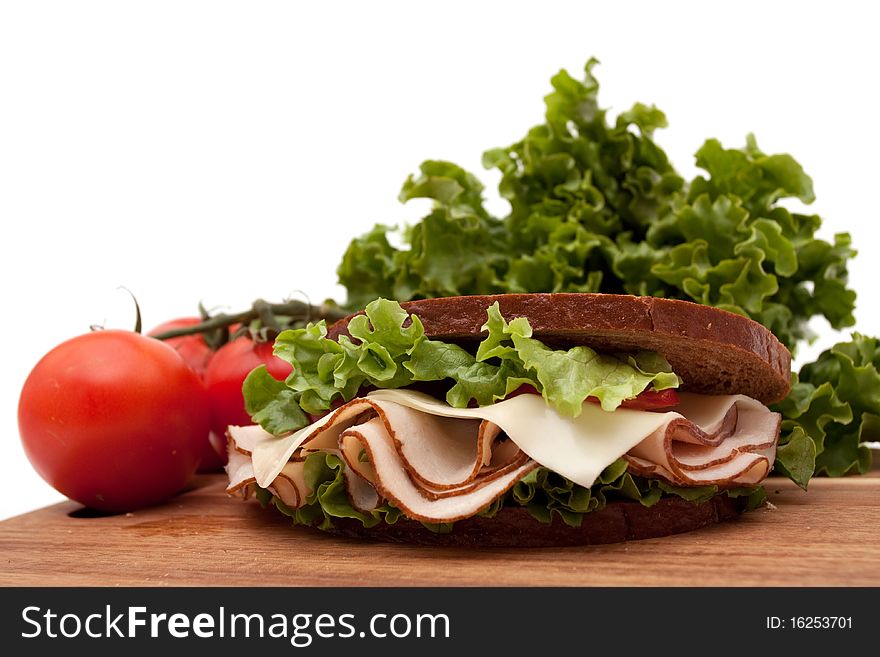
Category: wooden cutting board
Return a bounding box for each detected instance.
[1,471,878,586]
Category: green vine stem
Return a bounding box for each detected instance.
[150,299,348,345]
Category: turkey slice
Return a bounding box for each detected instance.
[340,417,537,523]
[624,394,779,486]
[226,441,256,496]
[267,461,307,509]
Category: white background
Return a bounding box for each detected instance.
[1,1,878,520]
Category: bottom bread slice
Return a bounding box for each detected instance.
[311,494,745,548]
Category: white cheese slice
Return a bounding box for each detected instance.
[364,389,675,488]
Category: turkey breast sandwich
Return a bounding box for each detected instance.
[226,293,789,546]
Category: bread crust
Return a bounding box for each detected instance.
[328,293,792,404]
[318,494,745,547]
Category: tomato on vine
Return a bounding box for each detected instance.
[148,317,213,375]
[148,316,224,471]
[204,338,293,457]
[18,330,211,513]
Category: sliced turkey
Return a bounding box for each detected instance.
[226,389,780,524]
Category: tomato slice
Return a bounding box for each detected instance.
[507,383,679,410]
[505,384,540,398]
[614,388,680,410]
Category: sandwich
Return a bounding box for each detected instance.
[226,292,789,546]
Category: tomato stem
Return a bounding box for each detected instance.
[117,286,142,334]
[149,299,348,342]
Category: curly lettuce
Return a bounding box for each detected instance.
[256,452,766,531]
[336,60,855,353]
[773,334,878,488]
[244,298,678,435]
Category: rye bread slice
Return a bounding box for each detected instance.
[318,494,745,547]
[327,293,791,404]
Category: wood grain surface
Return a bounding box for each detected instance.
[1,472,878,586]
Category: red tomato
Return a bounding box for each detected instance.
[148,317,213,375]
[148,317,224,471]
[204,338,293,457]
[17,330,211,513]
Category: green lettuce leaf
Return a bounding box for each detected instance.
[242,366,308,435]
[243,298,679,434]
[772,333,878,486]
[476,302,679,414]
[260,452,403,529]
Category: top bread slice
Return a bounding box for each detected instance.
[327,293,792,405]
